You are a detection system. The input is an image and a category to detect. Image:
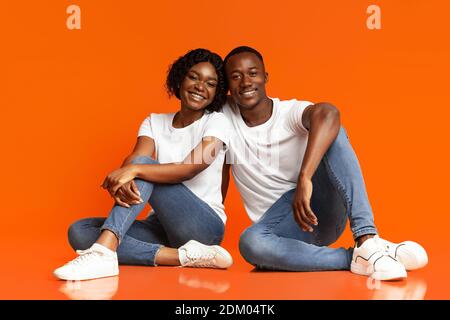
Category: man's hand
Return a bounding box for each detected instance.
[293,176,318,232]
[114,181,143,208]
[101,164,139,197]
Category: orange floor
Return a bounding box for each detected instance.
[0,234,447,300]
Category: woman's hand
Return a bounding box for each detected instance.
[114,181,143,208]
[101,164,139,197]
[292,176,318,232]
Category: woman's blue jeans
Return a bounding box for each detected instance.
[239,127,378,271]
[68,156,225,266]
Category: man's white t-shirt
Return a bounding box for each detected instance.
[138,111,231,224]
[223,98,314,223]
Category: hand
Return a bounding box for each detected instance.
[114,181,143,208]
[293,176,318,232]
[101,164,138,196]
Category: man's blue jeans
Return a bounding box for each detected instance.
[239,127,378,271]
[68,156,225,266]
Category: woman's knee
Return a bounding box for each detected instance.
[67,218,98,251]
[131,156,158,165]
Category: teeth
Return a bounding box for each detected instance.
[190,93,205,100]
[241,90,256,96]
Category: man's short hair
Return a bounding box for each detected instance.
[223,46,264,68]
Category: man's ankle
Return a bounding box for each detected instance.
[356,234,376,247]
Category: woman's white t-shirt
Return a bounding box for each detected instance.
[138,111,231,224]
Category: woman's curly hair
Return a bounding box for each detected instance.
[166,48,228,113]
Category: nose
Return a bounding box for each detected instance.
[240,74,252,88]
[194,81,206,92]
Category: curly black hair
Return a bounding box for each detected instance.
[166,48,228,113]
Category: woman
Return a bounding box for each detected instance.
[54,48,233,281]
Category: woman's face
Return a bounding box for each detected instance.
[179,62,218,111]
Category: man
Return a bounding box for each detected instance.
[221,46,428,280]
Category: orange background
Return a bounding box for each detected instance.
[1,0,449,298]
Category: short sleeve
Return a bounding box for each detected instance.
[286,100,314,134]
[137,115,154,139]
[202,112,232,146]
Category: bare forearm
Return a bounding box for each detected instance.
[121,154,139,167]
[221,163,231,203]
[133,163,205,184]
[299,104,340,180]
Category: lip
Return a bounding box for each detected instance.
[187,91,206,101]
[239,88,258,98]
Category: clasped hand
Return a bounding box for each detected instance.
[101,165,143,208]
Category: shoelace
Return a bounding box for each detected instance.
[374,237,392,254]
[185,247,217,268]
[66,249,101,266]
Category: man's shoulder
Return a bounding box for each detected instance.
[221,96,239,117]
[275,98,314,109]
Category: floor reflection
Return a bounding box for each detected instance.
[59,276,119,300]
[178,272,230,294]
[369,277,427,300]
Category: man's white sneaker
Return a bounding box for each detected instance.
[378,237,428,271]
[351,236,407,281]
[53,243,119,281]
[178,240,233,269]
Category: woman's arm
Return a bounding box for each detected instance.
[134,136,224,183]
[103,136,225,195]
[107,136,155,207]
[121,136,155,166]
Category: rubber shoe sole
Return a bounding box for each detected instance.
[351,262,407,281]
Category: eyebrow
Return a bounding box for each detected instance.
[189,70,218,81]
[229,66,259,73]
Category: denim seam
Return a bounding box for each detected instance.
[322,154,353,216]
[100,225,121,241]
[353,227,378,240]
[123,235,162,266]
[115,180,151,242]
[152,245,164,266]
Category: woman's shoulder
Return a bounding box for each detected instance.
[204,110,229,120]
[143,112,175,122]
[204,111,232,126]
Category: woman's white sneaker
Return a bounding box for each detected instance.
[351,236,407,281]
[53,243,119,281]
[178,240,233,269]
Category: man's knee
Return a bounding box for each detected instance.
[332,126,350,146]
[239,228,271,266]
[131,156,158,165]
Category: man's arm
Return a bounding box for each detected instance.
[300,102,341,178]
[292,102,341,232]
[221,162,231,203]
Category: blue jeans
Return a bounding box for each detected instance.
[68,156,225,266]
[239,127,378,271]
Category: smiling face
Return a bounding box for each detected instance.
[179,62,218,111]
[225,52,268,110]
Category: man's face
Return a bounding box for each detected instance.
[225,52,268,110]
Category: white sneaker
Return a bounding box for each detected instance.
[53,243,119,281]
[378,237,428,271]
[351,236,407,281]
[178,240,233,269]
